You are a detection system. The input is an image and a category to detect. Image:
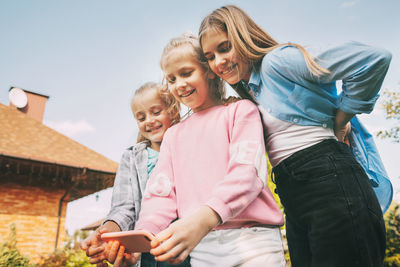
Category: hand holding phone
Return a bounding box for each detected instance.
[101,230,155,253]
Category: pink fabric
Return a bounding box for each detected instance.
[135,100,284,235]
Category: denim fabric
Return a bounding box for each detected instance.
[248,42,393,213]
[273,139,386,267]
[141,252,191,267]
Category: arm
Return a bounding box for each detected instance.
[266,42,391,139]
[104,149,136,231]
[270,42,391,114]
[134,132,178,235]
[206,100,266,222]
[81,149,136,265]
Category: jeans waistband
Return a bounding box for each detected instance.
[272,139,351,178]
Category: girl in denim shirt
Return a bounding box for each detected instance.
[199,5,392,267]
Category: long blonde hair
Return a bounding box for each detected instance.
[131,82,180,143]
[160,32,226,103]
[199,5,329,102]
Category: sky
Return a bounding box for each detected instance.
[1,0,399,234]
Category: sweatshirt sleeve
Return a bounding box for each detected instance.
[265,41,392,114]
[134,132,178,235]
[103,149,135,231]
[206,100,267,223]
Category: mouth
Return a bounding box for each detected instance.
[147,125,162,133]
[179,88,196,98]
[220,63,237,76]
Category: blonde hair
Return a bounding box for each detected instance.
[131,82,180,143]
[160,32,226,103]
[199,5,329,101]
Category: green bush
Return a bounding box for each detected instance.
[38,249,93,267]
[0,223,35,267]
[384,203,400,267]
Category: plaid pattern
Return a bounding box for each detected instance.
[104,141,150,231]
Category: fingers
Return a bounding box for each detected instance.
[151,228,173,254]
[106,240,120,263]
[112,245,126,267]
[80,238,89,250]
[168,251,190,265]
[86,243,106,257]
[89,252,106,264]
[153,241,187,263]
[96,262,108,267]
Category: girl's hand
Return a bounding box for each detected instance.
[334,109,353,145]
[81,227,107,264]
[81,221,121,265]
[334,122,351,145]
[104,241,140,267]
[150,206,221,264]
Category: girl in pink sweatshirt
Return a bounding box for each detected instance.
[135,33,285,267]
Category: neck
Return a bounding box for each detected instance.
[150,142,161,152]
[192,96,223,113]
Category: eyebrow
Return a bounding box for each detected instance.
[204,40,229,55]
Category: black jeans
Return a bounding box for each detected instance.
[141,252,191,267]
[273,139,386,267]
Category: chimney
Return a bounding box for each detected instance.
[8,86,50,123]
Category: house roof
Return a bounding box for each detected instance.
[0,103,118,173]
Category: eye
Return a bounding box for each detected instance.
[219,41,231,53]
[153,109,161,115]
[137,116,145,122]
[181,70,193,77]
[205,54,215,61]
[166,76,175,84]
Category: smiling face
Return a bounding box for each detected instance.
[163,45,218,112]
[201,30,251,85]
[131,89,172,151]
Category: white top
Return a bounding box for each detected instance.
[258,106,337,167]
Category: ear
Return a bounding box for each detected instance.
[207,71,216,79]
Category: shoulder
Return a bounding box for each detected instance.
[261,45,305,71]
[131,141,148,153]
[226,100,259,119]
[228,99,258,110]
[120,141,148,161]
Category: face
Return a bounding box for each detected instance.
[164,46,217,112]
[201,30,251,85]
[131,89,172,150]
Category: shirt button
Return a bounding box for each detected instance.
[322,123,327,128]
[293,118,299,123]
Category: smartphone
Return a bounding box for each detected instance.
[101,230,155,253]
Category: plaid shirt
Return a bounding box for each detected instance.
[104,141,150,231]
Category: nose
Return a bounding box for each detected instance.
[215,53,226,68]
[145,114,156,125]
[176,77,187,90]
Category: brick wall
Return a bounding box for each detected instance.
[0,182,69,262]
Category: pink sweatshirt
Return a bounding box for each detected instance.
[135,100,284,234]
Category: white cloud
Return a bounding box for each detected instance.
[340,1,356,8]
[45,119,95,137]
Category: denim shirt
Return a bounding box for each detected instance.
[249,41,393,212]
[104,141,150,231]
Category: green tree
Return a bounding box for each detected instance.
[384,203,400,267]
[376,87,400,266]
[0,223,35,267]
[377,88,400,142]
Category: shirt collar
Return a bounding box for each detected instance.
[248,70,261,96]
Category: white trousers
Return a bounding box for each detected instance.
[190,227,286,267]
